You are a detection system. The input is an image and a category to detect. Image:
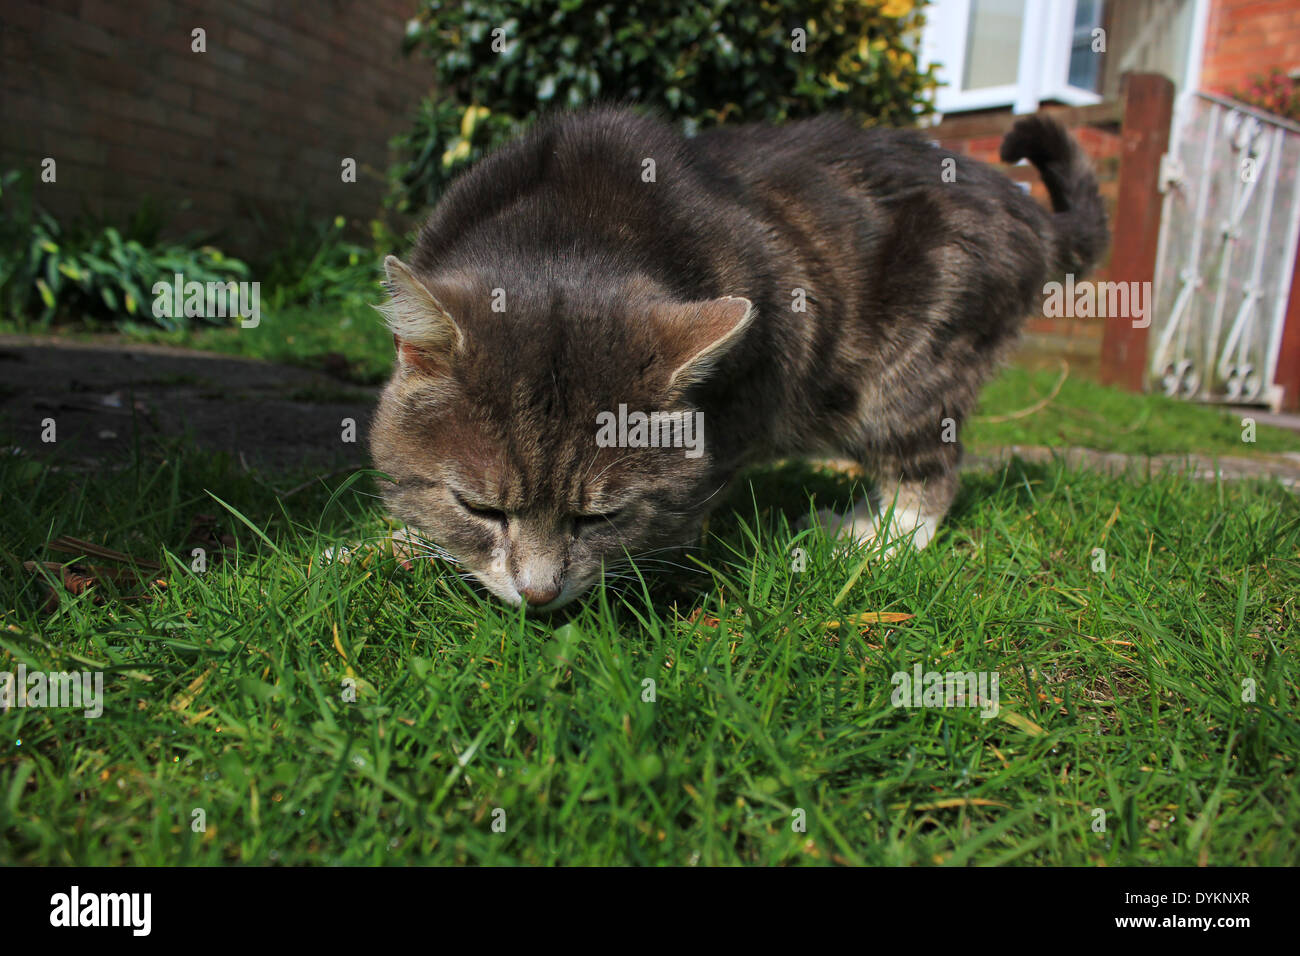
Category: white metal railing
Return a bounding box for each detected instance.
[1148,92,1300,408]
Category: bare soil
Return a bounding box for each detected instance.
[0,335,376,473]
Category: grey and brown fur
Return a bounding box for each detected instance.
[370,107,1107,609]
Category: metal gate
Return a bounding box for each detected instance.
[1148,92,1300,409]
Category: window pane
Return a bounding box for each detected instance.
[1068,0,1106,92]
[963,0,1025,90]
[1099,0,1195,100]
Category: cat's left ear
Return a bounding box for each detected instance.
[376,255,465,373]
[653,296,755,396]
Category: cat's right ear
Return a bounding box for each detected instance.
[653,295,755,397]
[376,256,464,373]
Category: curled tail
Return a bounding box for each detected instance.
[1000,114,1109,276]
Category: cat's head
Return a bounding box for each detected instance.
[369,256,753,610]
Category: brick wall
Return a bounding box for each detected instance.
[1,0,429,253]
[930,102,1124,369]
[1200,0,1300,95]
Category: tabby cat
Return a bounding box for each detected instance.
[370,108,1107,609]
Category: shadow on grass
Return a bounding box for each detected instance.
[532,455,1079,617]
[4,427,1085,623]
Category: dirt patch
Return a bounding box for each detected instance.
[0,335,378,473]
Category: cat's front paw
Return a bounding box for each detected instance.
[799,506,880,543]
[801,500,935,557]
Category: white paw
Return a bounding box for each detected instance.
[802,503,937,555]
[799,505,877,540]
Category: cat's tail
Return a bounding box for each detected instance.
[1000,114,1109,276]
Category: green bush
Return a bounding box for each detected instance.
[0,171,250,331]
[390,0,938,213]
[249,208,386,312]
[0,172,394,330]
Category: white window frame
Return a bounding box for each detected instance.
[921,0,1105,117]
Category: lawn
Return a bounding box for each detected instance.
[1,407,1297,864]
[968,363,1300,458]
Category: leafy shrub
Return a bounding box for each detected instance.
[0,174,389,329]
[0,171,250,330]
[249,208,385,311]
[390,0,937,212]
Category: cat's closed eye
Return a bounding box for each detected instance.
[573,510,622,534]
[451,489,507,526]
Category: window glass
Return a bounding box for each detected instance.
[1069,0,1106,92]
[962,0,1026,90]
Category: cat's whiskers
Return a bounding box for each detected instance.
[625,560,705,576]
[576,449,604,488]
[604,553,706,578]
[586,452,636,490]
[675,481,729,514]
[629,545,703,558]
[401,534,456,556]
[396,528,465,568]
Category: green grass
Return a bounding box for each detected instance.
[2,436,1296,865]
[117,303,394,385]
[969,364,1300,457]
[1,300,394,386]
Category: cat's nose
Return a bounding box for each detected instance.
[520,585,561,605]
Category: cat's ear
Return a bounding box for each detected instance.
[653,296,755,395]
[376,255,465,373]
